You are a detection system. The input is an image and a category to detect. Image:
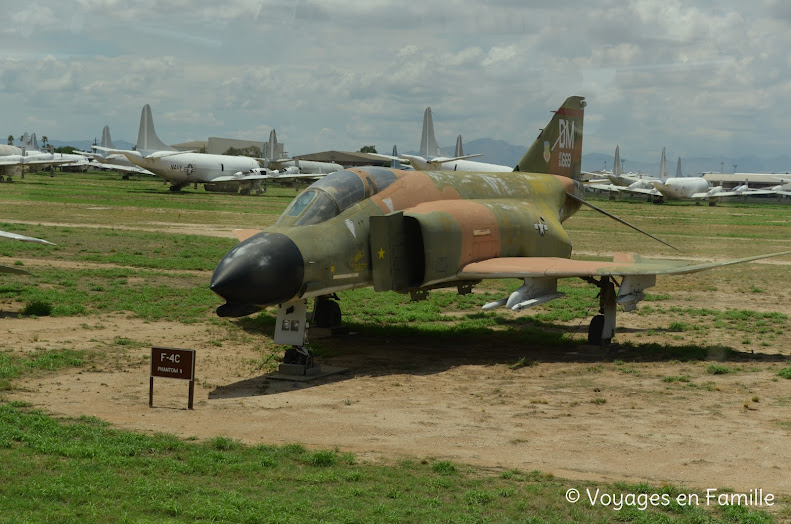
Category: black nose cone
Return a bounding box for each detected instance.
[211,232,304,311]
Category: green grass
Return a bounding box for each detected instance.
[0,403,779,523]
[1,266,220,321]
[0,348,85,390]
[707,363,735,375]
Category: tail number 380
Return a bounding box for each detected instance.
[558,152,572,168]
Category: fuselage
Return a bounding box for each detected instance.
[211,167,582,313]
[127,151,260,185]
[278,159,343,175]
[652,177,710,199]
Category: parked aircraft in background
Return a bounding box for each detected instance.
[770,176,791,196]
[586,146,663,196]
[75,126,153,178]
[402,107,513,172]
[651,167,776,205]
[17,133,89,172]
[0,140,87,181]
[210,95,791,364]
[99,105,264,193]
[261,130,344,175]
[590,147,777,205]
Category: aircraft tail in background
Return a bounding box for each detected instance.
[419,107,442,158]
[137,104,177,153]
[101,125,115,149]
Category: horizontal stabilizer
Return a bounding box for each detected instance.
[0,230,55,245]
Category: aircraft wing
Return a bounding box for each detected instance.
[0,157,24,166]
[776,189,791,196]
[701,189,776,198]
[458,251,791,279]
[619,186,661,196]
[267,173,325,181]
[93,162,154,175]
[0,156,81,168]
[586,183,620,192]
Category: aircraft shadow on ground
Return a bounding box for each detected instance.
[209,314,790,399]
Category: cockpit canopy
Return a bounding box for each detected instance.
[276,167,398,226]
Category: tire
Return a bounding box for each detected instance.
[587,314,605,346]
[314,300,342,329]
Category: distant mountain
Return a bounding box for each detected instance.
[437,138,791,177]
[49,138,135,152]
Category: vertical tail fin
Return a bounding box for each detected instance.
[101,126,115,149]
[392,145,398,157]
[137,104,176,152]
[675,157,682,178]
[31,133,39,151]
[419,107,441,158]
[454,135,464,157]
[659,147,667,179]
[515,96,586,179]
[613,146,622,176]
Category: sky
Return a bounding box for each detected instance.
[2,1,790,163]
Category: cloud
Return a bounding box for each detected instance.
[1,1,790,159]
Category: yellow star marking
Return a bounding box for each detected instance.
[330,265,335,273]
[377,248,385,259]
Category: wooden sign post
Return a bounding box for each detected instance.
[150,346,196,409]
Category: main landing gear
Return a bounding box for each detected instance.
[586,277,617,346]
[583,273,654,346]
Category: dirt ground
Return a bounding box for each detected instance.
[3,215,791,504]
[6,304,791,498]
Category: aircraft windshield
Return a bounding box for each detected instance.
[276,168,399,226]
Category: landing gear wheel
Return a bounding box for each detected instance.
[587,314,605,346]
[313,299,341,329]
[169,185,182,192]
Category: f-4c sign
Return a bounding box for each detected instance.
[150,347,196,410]
[151,347,195,380]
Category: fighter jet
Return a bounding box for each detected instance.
[210,96,791,355]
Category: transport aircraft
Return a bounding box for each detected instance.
[98,105,267,193]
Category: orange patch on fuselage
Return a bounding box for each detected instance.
[369,171,462,214]
[406,200,501,266]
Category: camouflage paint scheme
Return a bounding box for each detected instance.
[211,96,790,346]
